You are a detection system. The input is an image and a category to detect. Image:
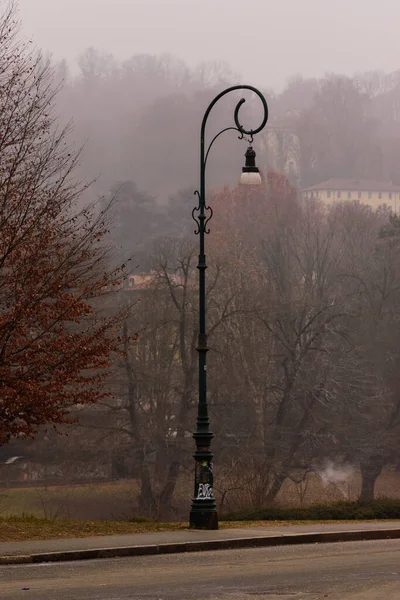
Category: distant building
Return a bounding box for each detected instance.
[125,272,156,291]
[125,271,186,291]
[300,179,400,212]
[103,270,189,297]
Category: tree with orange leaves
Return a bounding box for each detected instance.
[0,3,129,445]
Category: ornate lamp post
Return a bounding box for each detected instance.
[190,86,269,529]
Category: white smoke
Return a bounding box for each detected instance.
[318,460,354,499]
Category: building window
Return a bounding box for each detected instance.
[337,191,341,199]
[358,192,361,199]
[327,190,331,199]
[347,191,351,199]
[389,192,392,200]
[368,192,372,200]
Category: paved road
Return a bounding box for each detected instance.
[0,539,399,599]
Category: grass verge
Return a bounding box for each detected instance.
[1,510,399,543]
[0,514,187,543]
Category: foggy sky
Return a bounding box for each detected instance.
[19,0,400,90]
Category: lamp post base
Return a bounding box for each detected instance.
[190,452,218,529]
[189,508,218,530]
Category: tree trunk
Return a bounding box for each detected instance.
[138,459,156,517]
[359,459,382,501]
[156,381,193,520]
[265,474,286,503]
[158,459,181,520]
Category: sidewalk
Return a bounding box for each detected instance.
[1,521,399,565]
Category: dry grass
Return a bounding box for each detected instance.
[0,516,185,542]
[0,481,140,520]
[0,470,399,523]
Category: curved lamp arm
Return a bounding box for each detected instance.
[193,85,269,235]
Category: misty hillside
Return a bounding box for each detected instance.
[50,50,400,266]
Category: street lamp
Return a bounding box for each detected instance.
[190,85,269,529]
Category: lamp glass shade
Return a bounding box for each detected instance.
[240,171,262,185]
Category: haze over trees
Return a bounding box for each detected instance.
[48,48,400,266]
[1,2,400,518]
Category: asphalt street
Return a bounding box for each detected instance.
[0,538,399,600]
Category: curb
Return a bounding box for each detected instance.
[1,528,400,565]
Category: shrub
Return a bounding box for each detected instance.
[222,499,400,521]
